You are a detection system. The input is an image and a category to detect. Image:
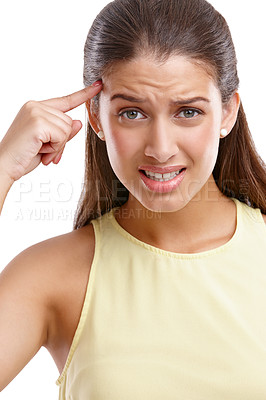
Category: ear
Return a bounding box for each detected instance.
[220,92,241,138]
[85,99,102,135]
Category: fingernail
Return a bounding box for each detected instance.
[92,80,102,87]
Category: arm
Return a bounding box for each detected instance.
[0,83,102,388]
[0,247,50,391]
[0,224,95,392]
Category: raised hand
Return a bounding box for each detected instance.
[0,81,102,183]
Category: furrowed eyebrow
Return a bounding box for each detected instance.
[110,93,210,105]
[170,97,210,105]
[110,94,145,103]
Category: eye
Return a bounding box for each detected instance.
[119,110,145,120]
[178,109,201,119]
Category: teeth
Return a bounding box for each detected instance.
[144,169,184,182]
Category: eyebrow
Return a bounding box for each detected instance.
[171,97,210,105]
[110,93,210,105]
[110,94,145,103]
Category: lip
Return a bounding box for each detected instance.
[139,168,186,193]
[139,165,186,174]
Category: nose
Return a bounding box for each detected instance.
[144,118,179,163]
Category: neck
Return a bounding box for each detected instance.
[116,176,236,253]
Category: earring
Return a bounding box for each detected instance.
[220,129,227,138]
[97,130,105,140]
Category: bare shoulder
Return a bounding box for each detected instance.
[2,224,95,295]
[32,224,96,370]
[0,224,95,379]
[15,223,95,344]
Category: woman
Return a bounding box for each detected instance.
[0,0,265,398]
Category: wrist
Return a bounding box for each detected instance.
[0,162,15,215]
[0,152,15,185]
[0,144,16,186]
[0,169,15,188]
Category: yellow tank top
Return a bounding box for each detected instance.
[56,199,266,399]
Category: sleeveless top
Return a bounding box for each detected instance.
[56,199,266,399]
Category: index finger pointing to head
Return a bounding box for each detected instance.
[41,81,103,112]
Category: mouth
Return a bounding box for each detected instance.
[139,167,187,193]
[141,168,186,182]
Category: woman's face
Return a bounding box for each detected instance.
[97,55,233,212]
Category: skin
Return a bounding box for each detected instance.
[88,55,242,253]
[0,83,102,214]
[0,56,265,391]
[0,84,101,389]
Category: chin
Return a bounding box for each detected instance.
[136,192,191,214]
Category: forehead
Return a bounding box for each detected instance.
[102,55,220,101]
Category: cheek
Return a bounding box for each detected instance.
[99,108,136,177]
[184,124,220,165]
[112,130,135,150]
[106,129,134,157]
[105,129,140,179]
[103,119,143,164]
[99,112,121,161]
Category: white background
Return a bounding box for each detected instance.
[0,0,265,398]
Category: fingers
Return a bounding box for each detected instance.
[37,82,102,167]
[69,120,82,140]
[0,83,101,182]
[41,81,102,113]
[41,147,63,165]
[39,82,102,164]
[40,119,83,165]
[41,152,59,166]
[52,148,64,165]
[37,102,74,126]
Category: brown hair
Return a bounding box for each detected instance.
[74,0,266,229]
